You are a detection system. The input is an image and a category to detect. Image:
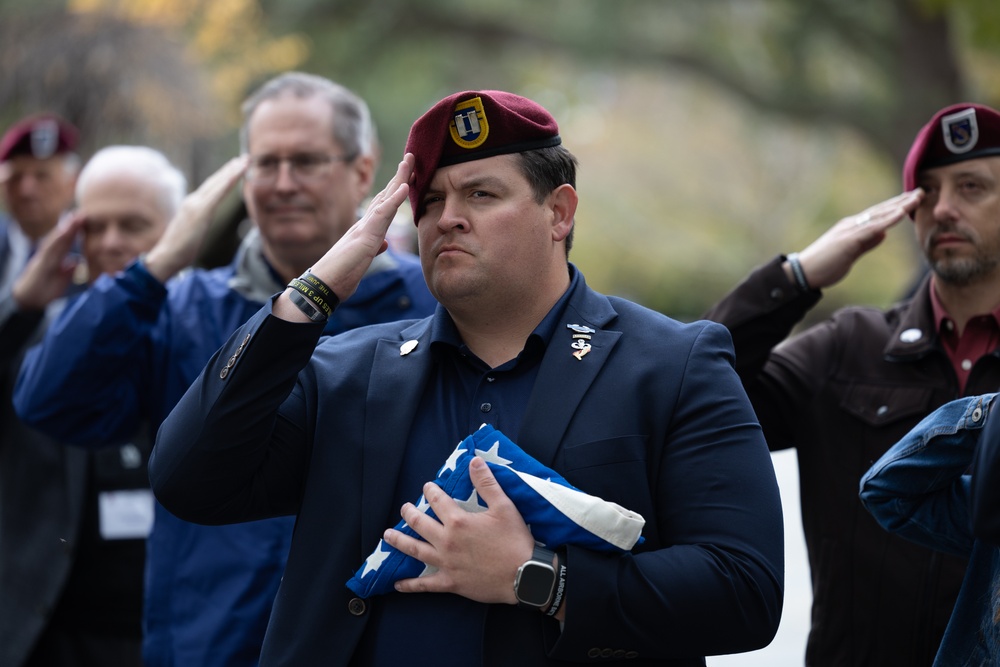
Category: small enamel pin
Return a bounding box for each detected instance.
[566,324,594,360]
[400,339,419,356]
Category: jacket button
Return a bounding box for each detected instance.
[600,648,614,658]
[769,287,785,301]
[613,650,626,659]
[347,597,367,616]
[587,648,601,658]
[625,651,639,659]
[397,296,411,310]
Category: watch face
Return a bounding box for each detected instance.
[515,561,556,607]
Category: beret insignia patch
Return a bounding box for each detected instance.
[449,96,489,150]
[29,119,60,159]
[942,108,979,155]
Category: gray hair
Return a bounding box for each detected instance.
[239,71,377,160]
[76,146,187,218]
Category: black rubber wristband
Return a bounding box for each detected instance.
[786,253,811,293]
[287,289,327,322]
[299,271,340,311]
[287,272,338,320]
[545,550,567,617]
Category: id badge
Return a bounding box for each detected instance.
[98,489,155,540]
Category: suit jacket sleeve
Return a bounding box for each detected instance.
[703,256,824,452]
[547,320,785,659]
[150,299,325,523]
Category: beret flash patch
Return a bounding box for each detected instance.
[450,96,489,150]
[942,107,979,155]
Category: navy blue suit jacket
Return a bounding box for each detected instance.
[151,272,784,666]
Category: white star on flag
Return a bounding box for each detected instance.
[361,540,392,577]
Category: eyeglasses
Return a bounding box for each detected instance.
[245,152,355,184]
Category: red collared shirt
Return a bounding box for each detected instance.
[930,277,1000,395]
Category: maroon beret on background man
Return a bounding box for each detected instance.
[903,103,1000,191]
[404,90,561,221]
[0,113,79,163]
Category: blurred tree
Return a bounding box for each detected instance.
[262,0,1000,172]
[254,0,1000,318]
[4,0,1000,314]
[0,0,310,267]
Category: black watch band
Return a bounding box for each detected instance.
[514,545,557,609]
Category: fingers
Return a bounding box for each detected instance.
[467,456,510,510]
[357,154,414,237]
[193,155,248,205]
[852,189,923,231]
[31,212,84,266]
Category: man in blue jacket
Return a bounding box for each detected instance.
[2,144,186,667]
[14,72,437,667]
[149,89,784,665]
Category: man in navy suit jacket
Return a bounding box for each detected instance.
[150,90,784,666]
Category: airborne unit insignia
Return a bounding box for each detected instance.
[941,108,979,155]
[450,96,490,150]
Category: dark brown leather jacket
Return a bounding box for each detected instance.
[705,256,993,667]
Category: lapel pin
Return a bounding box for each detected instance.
[400,339,419,356]
[570,338,591,360]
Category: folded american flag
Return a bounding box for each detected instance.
[346,424,645,598]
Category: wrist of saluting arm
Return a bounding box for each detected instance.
[784,252,812,293]
[279,270,340,323]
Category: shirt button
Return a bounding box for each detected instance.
[876,405,889,417]
[480,403,492,413]
[961,359,972,371]
[769,287,784,301]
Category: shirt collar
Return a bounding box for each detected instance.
[929,273,1000,333]
[428,264,581,356]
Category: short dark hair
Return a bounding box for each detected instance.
[514,144,578,254]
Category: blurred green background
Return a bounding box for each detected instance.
[3,0,999,323]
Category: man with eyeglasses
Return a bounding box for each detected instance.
[13,72,437,667]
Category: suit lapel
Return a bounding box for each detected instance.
[360,320,434,552]
[517,286,621,467]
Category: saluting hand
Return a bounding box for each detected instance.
[273,154,414,323]
[143,155,248,284]
[11,212,86,311]
[789,189,924,290]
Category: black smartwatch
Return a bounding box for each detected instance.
[514,545,557,609]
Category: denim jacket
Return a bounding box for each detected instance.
[861,393,1000,666]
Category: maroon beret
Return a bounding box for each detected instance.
[404,90,561,221]
[903,103,1000,191]
[0,113,79,162]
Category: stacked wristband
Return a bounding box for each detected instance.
[287,271,340,322]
